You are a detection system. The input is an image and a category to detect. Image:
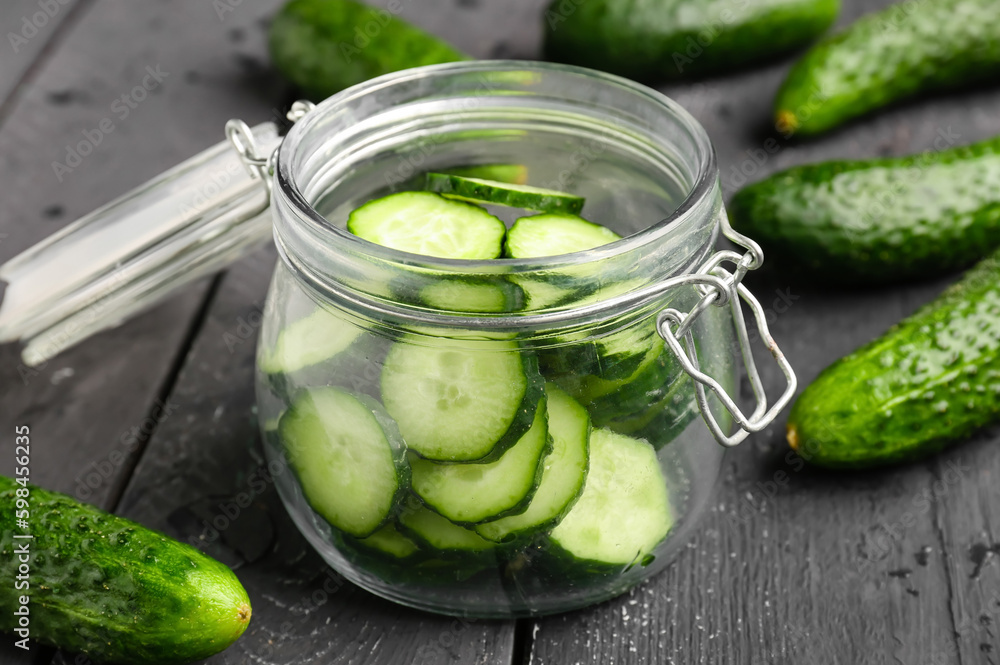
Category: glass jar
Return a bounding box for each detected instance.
[0,60,793,619]
[254,62,790,617]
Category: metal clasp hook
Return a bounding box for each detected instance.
[657,216,797,447]
[225,100,316,201]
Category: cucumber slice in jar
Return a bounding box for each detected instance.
[419,278,525,313]
[504,213,621,258]
[441,164,528,185]
[353,523,421,559]
[347,191,506,259]
[426,173,585,215]
[260,306,364,374]
[550,429,672,566]
[410,397,550,524]
[381,340,545,462]
[604,376,699,447]
[280,388,410,538]
[476,384,590,542]
[560,340,691,431]
[399,506,496,553]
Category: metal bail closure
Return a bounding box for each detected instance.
[656,217,797,447]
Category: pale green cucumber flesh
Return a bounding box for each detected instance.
[411,398,550,524]
[476,384,590,542]
[280,388,408,537]
[550,429,672,566]
[348,191,506,259]
[426,173,585,214]
[504,213,621,258]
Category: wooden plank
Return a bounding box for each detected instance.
[526,0,1000,662]
[113,245,517,665]
[928,439,1000,663]
[0,0,287,662]
[0,0,292,497]
[0,0,83,111]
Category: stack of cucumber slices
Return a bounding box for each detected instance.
[268,171,697,581]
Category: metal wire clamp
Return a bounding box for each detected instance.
[656,217,797,447]
[226,100,317,201]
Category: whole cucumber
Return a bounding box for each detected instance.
[269,0,467,101]
[775,0,1000,135]
[544,0,840,81]
[728,134,1000,285]
[787,251,1000,468]
[0,477,251,664]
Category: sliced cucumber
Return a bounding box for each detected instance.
[399,506,496,553]
[476,384,590,542]
[442,164,528,185]
[280,388,409,538]
[354,523,420,559]
[516,279,575,311]
[426,173,585,215]
[260,306,363,374]
[504,213,621,258]
[411,397,550,524]
[381,340,544,462]
[419,278,524,313]
[587,322,664,382]
[347,191,506,259]
[605,375,698,448]
[550,429,672,566]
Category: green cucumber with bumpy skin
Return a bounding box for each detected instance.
[268,0,466,101]
[775,0,1000,135]
[787,250,1000,468]
[0,477,251,664]
[544,0,839,81]
[729,135,1000,285]
[426,173,585,215]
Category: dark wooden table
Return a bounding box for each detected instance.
[1,1,999,663]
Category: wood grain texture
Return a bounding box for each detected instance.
[0,0,296,498]
[527,0,1000,662]
[0,0,84,113]
[0,0,285,662]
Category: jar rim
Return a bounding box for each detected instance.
[275,60,718,275]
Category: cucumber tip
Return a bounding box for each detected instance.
[775,110,799,135]
[786,423,799,452]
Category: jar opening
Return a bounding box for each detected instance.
[273,61,722,330]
